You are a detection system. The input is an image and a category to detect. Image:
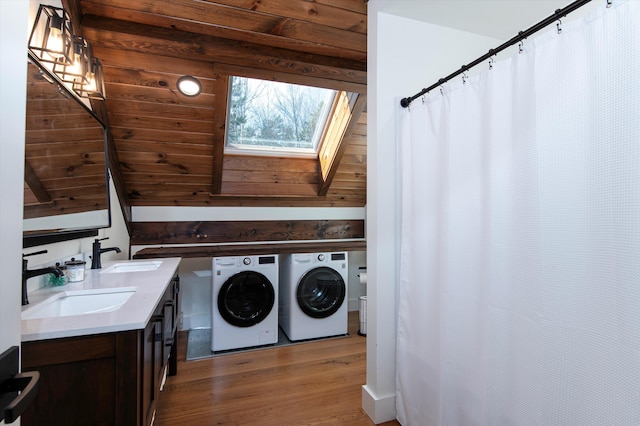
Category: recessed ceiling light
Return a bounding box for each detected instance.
[177,75,202,96]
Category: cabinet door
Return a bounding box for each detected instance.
[21,335,117,426]
[166,275,180,377]
[142,315,162,426]
[171,276,180,331]
[165,276,180,340]
[162,301,174,362]
[154,316,164,398]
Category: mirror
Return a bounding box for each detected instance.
[23,54,110,247]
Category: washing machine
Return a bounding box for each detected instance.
[279,252,348,341]
[212,254,278,352]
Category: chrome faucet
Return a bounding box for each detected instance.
[90,237,122,269]
[22,250,63,306]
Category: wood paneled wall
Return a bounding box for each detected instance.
[130,219,364,245]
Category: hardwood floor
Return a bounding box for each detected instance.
[155,311,400,426]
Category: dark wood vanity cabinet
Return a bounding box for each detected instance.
[21,275,180,426]
[142,275,180,426]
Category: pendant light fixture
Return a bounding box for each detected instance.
[53,36,90,85]
[28,5,73,65]
[72,58,106,100]
[29,4,106,101]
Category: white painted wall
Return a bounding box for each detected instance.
[365,5,501,421]
[1,3,30,400]
[133,206,365,222]
[365,0,601,423]
[346,250,367,312]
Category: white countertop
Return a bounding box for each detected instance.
[21,257,181,342]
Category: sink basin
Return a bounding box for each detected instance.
[22,288,137,320]
[100,261,162,274]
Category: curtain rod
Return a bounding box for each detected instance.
[400,0,595,108]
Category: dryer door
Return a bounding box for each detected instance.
[218,271,275,327]
[296,267,345,319]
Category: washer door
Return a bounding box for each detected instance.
[296,267,345,319]
[218,271,275,327]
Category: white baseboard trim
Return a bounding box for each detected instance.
[362,385,396,424]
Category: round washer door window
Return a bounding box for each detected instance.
[218,271,275,327]
[296,267,345,319]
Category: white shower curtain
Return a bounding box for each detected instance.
[397,2,639,425]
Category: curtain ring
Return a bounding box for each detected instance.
[439,86,444,95]
[606,0,612,7]
[489,57,494,70]
[557,19,562,34]
[518,41,524,54]
[462,72,468,84]
[421,96,425,104]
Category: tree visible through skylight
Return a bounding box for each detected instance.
[226,76,336,155]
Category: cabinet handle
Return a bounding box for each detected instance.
[151,315,164,342]
[164,328,176,346]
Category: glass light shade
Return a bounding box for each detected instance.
[72,58,106,100]
[177,76,202,96]
[53,36,90,85]
[28,5,73,65]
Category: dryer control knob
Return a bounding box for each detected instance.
[317,254,325,261]
[243,257,251,265]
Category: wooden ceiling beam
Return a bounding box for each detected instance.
[129,219,365,245]
[93,47,364,95]
[127,193,365,207]
[24,161,52,203]
[314,0,368,14]
[80,0,366,60]
[211,62,366,94]
[92,46,215,79]
[80,15,366,91]
[198,0,367,34]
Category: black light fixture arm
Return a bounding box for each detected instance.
[400,0,594,108]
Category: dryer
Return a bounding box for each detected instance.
[212,254,278,352]
[279,252,348,341]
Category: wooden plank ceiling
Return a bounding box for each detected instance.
[65,0,368,209]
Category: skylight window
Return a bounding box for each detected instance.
[225,76,336,157]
